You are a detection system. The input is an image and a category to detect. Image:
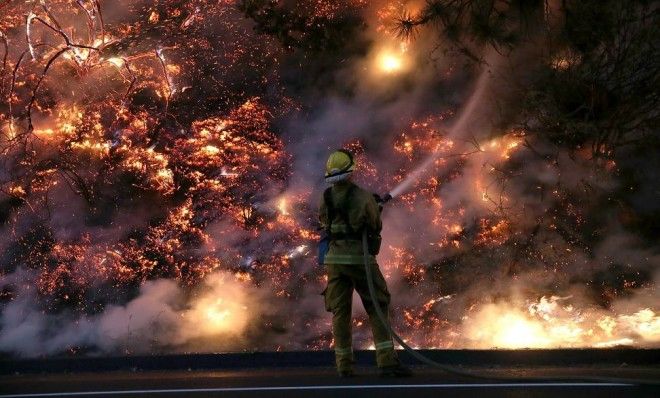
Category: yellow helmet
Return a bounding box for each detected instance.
[325,149,355,182]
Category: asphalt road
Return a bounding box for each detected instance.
[1,366,659,398]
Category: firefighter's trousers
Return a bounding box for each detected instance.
[323,262,399,371]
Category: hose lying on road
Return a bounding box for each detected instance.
[361,230,658,386]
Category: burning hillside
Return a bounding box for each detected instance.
[0,1,658,356]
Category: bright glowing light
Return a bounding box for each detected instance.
[287,244,308,259]
[186,273,250,336]
[378,52,404,74]
[594,338,635,348]
[107,57,125,68]
[465,304,551,349]
[202,145,220,155]
[463,296,660,349]
[204,298,232,327]
[620,309,660,341]
[277,197,289,215]
[492,313,549,348]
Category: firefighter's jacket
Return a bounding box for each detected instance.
[319,181,381,265]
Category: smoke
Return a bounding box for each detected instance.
[0,0,658,357]
[0,271,261,357]
[389,51,502,198]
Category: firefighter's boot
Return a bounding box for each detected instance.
[379,364,413,377]
[335,346,354,377]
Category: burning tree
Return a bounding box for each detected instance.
[0,1,658,356]
[394,0,659,155]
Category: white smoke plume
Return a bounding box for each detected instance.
[0,272,262,357]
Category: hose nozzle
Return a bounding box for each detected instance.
[375,192,393,209]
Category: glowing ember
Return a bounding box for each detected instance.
[0,0,656,357]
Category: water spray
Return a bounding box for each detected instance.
[360,64,497,370]
[387,60,494,199]
[362,58,656,384]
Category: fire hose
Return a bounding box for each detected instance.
[361,197,658,386]
[361,229,483,378]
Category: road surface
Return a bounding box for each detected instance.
[1,366,659,397]
[1,350,658,397]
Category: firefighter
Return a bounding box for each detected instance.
[319,149,412,378]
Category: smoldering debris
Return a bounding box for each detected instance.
[0,1,658,356]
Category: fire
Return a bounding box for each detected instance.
[277,197,290,215]
[0,0,657,357]
[202,145,221,155]
[197,297,238,331]
[462,298,660,349]
[378,51,404,73]
[375,41,409,75]
[620,309,660,342]
[106,57,125,68]
[185,273,250,337]
[482,310,550,348]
